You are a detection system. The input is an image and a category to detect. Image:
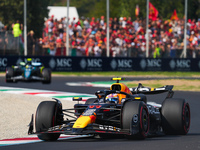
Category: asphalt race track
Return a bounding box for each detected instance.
[1,76,200,150]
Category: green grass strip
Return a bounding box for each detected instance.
[52,71,200,77]
[0,89,31,91]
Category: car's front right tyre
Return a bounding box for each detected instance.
[5,67,14,83]
[35,101,63,141]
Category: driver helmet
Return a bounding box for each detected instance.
[26,58,32,65]
[106,94,119,104]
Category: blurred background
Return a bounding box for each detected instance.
[0,0,199,58]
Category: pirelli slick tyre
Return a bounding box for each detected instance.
[122,101,149,139]
[161,98,190,135]
[85,98,98,104]
[35,101,63,141]
[5,67,14,83]
[42,68,51,84]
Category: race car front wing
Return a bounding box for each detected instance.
[28,115,131,136]
[11,75,45,81]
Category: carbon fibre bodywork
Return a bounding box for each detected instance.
[28,78,190,140]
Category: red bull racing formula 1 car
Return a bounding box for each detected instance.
[28,78,190,141]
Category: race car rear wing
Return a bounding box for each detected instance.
[130,83,174,96]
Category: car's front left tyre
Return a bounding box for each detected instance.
[161,98,190,135]
[122,101,149,139]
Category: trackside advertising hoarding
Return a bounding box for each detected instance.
[0,56,200,72]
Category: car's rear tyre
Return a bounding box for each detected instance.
[85,98,98,104]
[42,68,51,84]
[5,67,14,83]
[161,98,190,135]
[35,101,63,141]
[122,101,149,139]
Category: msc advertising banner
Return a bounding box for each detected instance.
[0,56,200,72]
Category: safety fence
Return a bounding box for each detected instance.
[0,31,23,55]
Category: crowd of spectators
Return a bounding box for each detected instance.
[40,15,200,58]
[0,15,200,58]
